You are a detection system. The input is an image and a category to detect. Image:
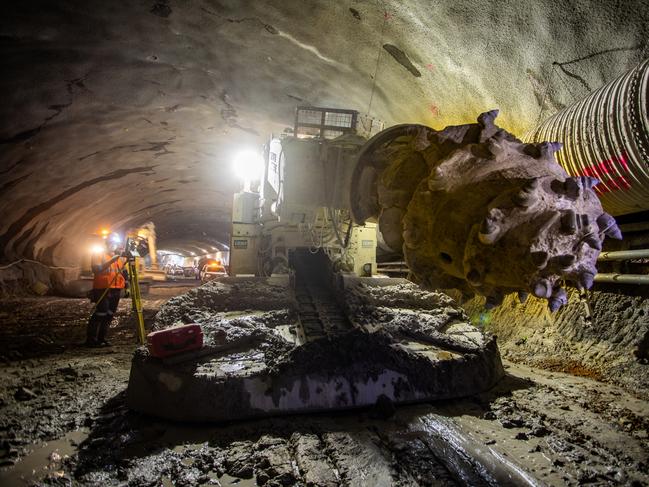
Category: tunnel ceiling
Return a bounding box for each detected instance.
[1,0,648,265]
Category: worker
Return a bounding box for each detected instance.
[86,238,127,347]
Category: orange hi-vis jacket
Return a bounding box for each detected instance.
[92,253,126,289]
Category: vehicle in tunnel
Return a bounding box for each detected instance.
[200,261,227,282]
[165,265,185,279]
[182,266,198,278]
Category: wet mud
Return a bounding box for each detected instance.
[0,283,648,486]
[127,278,503,421]
[154,278,296,328]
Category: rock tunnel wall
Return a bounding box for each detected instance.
[460,287,649,400]
[0,260,79,297]
[1,1,649,267]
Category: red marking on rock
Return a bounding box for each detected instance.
[429,104,439,116]
[384,11,393,20]
[426,64,435,71]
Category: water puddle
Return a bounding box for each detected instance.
[162,472,255,486]
[0,429,88,487]
[418,414,540,487]
[218,473,257,486]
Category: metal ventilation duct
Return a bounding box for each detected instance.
[526,59,649,216]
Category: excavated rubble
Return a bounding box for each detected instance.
[148,278,295,362]
[344,281,487,354]
[126,278,504,421]
[351,111,622,312]
[155,277,296,327]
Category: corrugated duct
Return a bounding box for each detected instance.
[525,58,649,216]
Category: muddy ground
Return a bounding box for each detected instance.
[0,283,648,486]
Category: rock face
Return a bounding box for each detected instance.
[461,287,649,400]
[351,111,621,312]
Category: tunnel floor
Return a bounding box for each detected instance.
[0,286,648,486]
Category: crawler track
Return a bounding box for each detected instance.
[292,251,352,342]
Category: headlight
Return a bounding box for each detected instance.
[233,150,264,188]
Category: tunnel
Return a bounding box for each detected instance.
[1,1,649,486]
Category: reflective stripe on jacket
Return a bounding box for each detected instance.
[93,253,126,289]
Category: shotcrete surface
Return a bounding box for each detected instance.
[1,1,649,264]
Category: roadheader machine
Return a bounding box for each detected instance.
[231,106,617,309]
[229,108,382,280]
[127,105,622,422]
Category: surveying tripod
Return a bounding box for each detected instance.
[125,255,146,344]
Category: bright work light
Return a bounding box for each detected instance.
[233,150,264,191]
